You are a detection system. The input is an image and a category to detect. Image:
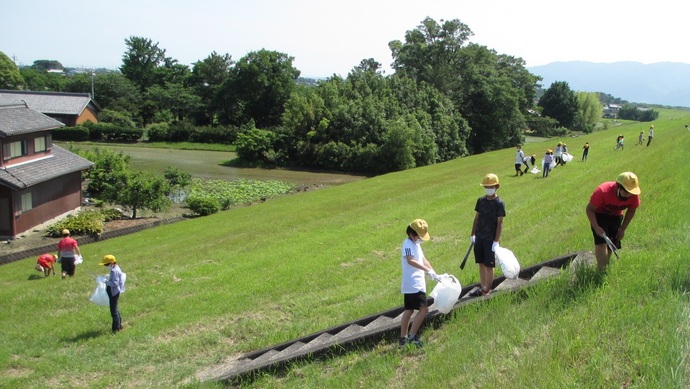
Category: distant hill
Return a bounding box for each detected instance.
[527,61,690,108]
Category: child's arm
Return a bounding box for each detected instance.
[494,216,504,244]
[470,212,479,240]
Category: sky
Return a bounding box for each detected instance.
[2,0,688,78]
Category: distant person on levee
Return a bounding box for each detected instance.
[585,172,641,271]
[582,142,590,161]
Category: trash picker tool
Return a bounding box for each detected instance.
[460,242,474,270]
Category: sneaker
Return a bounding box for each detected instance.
[468,288,484,297]
[398,337,408,347]
[409,336,423,348]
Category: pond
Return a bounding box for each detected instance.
[60,143,367,187]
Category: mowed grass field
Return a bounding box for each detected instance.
[2,109,690,388]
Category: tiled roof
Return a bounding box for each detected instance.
[0,145,93,190]
[0,102,65,137]
[0,90,100,116]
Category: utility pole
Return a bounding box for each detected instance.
[91,69,95,100]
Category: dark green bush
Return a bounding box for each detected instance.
[146,123,170,141]
[52,126,90,141]
[186,196,220,216]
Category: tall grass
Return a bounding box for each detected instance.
[3,110,690,388]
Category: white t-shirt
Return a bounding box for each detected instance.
[554,146,563,157]
[401,238,426,294]
[515,150,525,164]
[649,128,654,137]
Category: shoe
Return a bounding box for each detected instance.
[468,288,484,297]
[398,337,407,347]
[408,335,423,348]
[483,289,491,296]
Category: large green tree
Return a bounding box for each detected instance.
[190,52,234,124]
[65,72,142,115]
[120,36,168,92]
[0,51,24,89]
[219,49,300,128]
[575,91,603,133]
[389,17,539,154]
[538,81,578,128]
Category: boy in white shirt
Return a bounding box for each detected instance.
[399,219,439,348]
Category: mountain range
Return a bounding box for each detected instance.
[527,61,690,108]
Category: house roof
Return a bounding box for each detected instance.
[0,90,102,116]
[0,102,65,137]
[0,144,93,190]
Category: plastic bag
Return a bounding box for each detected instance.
[530,166,540,174]
[35,263,44,272]
[562,153,574,162]
[494,247,520,279]
[429,274,462,314]
[90,279,109,307]
[74,255,83,265]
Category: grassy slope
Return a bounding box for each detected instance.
[2,110,689,388]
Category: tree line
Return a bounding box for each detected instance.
[0,17,656,174]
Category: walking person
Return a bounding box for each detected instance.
[647,125,654,146]
[398,219,439,348]
[57,229,81,279]
[553,143,563,166]
[100,255,125,334]
[543,149,554,178]
[585,172,641,271]
[514,145,525,176]
[636,131,645,146]
[582,142,590,161]
[468,173,506,297]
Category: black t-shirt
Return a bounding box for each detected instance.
[474,196,506,240]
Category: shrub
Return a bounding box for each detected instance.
[45,210,106,237]
[186,196,220,216]
[146,123,170,141]
[52,126,90,141]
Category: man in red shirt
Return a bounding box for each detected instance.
[586,172,641,270]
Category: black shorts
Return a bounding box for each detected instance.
[474,238,496,267]
[404,291,427,310]
[591,213,623,248]
[61,257,76,276]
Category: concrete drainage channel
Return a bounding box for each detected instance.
[197,251,592,385]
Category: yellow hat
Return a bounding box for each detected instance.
[547,149,553,153]
[409,219,430,241]
[100,254,117,265]
[616,172,641,195]
[650,125,654,128]
[480,173,499,187]
[61,229,70,235]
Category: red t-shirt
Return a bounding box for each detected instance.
[37,253,55,267]
[57,237,78,253]
[589,182,640,216]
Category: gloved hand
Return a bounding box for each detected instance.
[427,270,441,281]
[491,241,500,252]
[470,235,476,244]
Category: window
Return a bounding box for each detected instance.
[34,136,47,152]
[20,191,33,212]
[4,141,27,159]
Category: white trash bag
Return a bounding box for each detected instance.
[530,166,540,174]
[90,276,109,307]
[494,247,521,279]
[74,254,83,265]
[429,274,462,314]
[562,153,574,162]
